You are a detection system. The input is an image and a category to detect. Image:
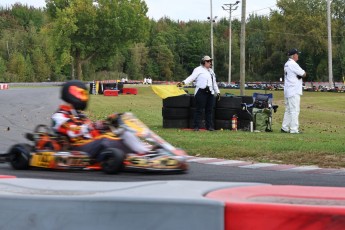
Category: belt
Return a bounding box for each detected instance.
[199,87,211,94]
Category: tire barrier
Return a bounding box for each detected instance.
[163,119,189,128]
[163,94,191,108]
[122,88,138,95]
[189,94,197,108]
[215,96,242,130]
[206,185,345,230]
[240,95,253,105]
[161,94,256,130]
[162,107,190,119]
[0,178,265,230]
[0,84,9,90]
[214,119,232,130]
[103,90,119,96]
[215,108,237,120]
[216,96,242,109]
[162,95,190,128]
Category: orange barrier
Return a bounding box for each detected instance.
[206,185,345,230]
[0,84,9,90]
[103,90,119,96]
[122,88,138,95]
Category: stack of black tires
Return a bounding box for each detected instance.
[162,94,254,131]
[214,96,242,130]
[162,94,191,128]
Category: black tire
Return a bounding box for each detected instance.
[189,119,206,129]
[163,119,189,128]
[189,94,196,108]
[216,96,242,108]
[8,144,31,170]
[163,95,190,108]
[100,148,125,174]
[237,108,253,121]
[214,119,232,130]
[240,96,254,104]
[215,108,238,120]
[162,107,189,119]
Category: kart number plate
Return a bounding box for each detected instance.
[30,152,55,168]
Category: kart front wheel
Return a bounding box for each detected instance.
[100,148,125,174]
[8,144,31,170]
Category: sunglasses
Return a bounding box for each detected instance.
[205,60,212,63]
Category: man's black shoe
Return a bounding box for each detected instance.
[207,128,215,131]
[281,128,289,133]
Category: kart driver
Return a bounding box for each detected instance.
[51,80,150,158]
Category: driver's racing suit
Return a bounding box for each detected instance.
[51,104,149,158]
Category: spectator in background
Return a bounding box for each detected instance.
[177,55,220,131]
[281,48,307,134]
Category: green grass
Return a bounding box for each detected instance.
[87,85,345,169]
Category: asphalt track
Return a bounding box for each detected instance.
[0,87,344,187]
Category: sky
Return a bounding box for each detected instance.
[1,0,278,21]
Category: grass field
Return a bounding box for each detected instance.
[87,85,345,169]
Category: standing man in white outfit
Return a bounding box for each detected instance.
[281,48,307,134]
[178,55,220,131]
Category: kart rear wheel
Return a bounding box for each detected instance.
[8,144,31,170]
[100,148,125,174]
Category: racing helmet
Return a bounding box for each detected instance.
[61,80,89,110]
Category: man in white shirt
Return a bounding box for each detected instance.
[281,48,307,134]
[178,56,220,131]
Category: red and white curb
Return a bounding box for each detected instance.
[206,185,345,230]
[186,156,345,175]
[0,175,16,178]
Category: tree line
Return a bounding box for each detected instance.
[0,0,344,83]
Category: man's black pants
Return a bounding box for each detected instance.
[193,88,215,129]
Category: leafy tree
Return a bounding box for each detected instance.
[0,56,6,81]
[246,15,269,81]
[0,0,344,83]
[149,33,174,80]
[11,3,45,30]
[126,43,149,80]
[7,52,26,81]
[32,47,50,81]
[182,21,209,73]
[46,0,150,80]
[270,0,329,80]
[25,55,34,81]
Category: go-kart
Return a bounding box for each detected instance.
[0,113,188,174]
